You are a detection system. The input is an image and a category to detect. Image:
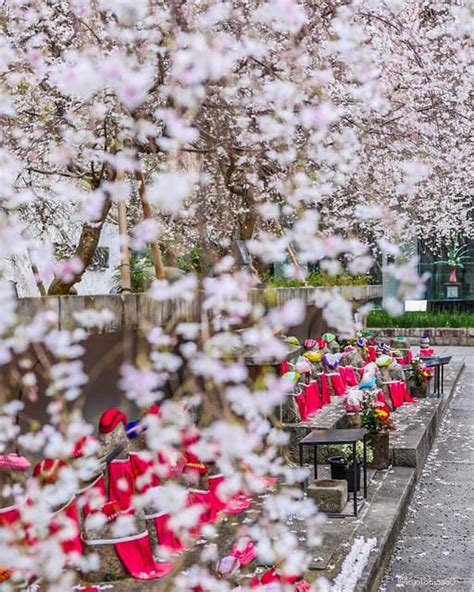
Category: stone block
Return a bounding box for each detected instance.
[307,479,348,513]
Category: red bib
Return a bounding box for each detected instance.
[328,373,346,396]
[108,458,135,511]
[319,374,331,405]
[51,498,83,559]
[304,381,322,416]
[84,531,172,580]
[130,452,161,494]
[208,474,251,514]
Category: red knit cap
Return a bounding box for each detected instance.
[98,408,127,434]
[33,458,68,484]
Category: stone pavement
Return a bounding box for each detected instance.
[380,346,474,592]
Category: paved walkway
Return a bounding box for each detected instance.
[381,346,474,592]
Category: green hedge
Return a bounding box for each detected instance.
[267,272,371,288]
[367,310,474,328]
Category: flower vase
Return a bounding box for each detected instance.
[448,267,458,283]
[366,432,390,470]
[328,457,361,493]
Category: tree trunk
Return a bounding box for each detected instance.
[47,196,112,295]
[27,255,46,296]
[137,170,166,280]
[117,199,132,293]
[238,188,258,241]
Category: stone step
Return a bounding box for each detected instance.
[284,360,464,473]
[389,361,464,476]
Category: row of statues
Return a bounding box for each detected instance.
[0,406,260,585]
[281,332,432,423]
[0,405,312,590]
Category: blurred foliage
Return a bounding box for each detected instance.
[113,251,154,293]
[367,310,474,328]
[266,271,371,288]
[176,245,204,274]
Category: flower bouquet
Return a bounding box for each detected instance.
[360,391,394,469]
[408,358,432,397]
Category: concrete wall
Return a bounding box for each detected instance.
[14,285,382,337]
[3,285,382,433]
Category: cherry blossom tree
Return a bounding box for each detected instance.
[0,0,471,589]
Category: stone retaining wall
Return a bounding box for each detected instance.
[371,326,474,346]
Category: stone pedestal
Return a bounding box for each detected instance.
[307,479,348,513]
[83,511,147,581]
[367,431,390,469]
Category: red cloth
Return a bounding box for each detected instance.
[33,458,68,484]
[406,350,413,364]
[375,391,391,414]
[108,459,135,511]
[340,366,358,387]
[187,489,218,526]
[183,432,209,476]
[208,475,251,514]
[400,381,415,403]
[328,373,346,396]
[294,391,308,422]
[157,451,186,480]
[112,532,172,580]
[387,382,404,408]
[260,476,278,487]
[51,498,82,558]
[130,452,160,494]
[0,500,35,548]
[230,537,257,566]
[295,581,312,592]
[0,454,30,471]
[0,504,21,526]
[76,475,107,518]
[72,435,98,459]
[319,374,331,405]
[368,346,377,362]
[261,567,294,585]
[148,404,161,416]
[419,348,434,358]
[304,381,322,416]
[251,567,311,590]
[99,408,127,434]
[280,361,289,375]
[152,512,186,553]
[338,367,348,389]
